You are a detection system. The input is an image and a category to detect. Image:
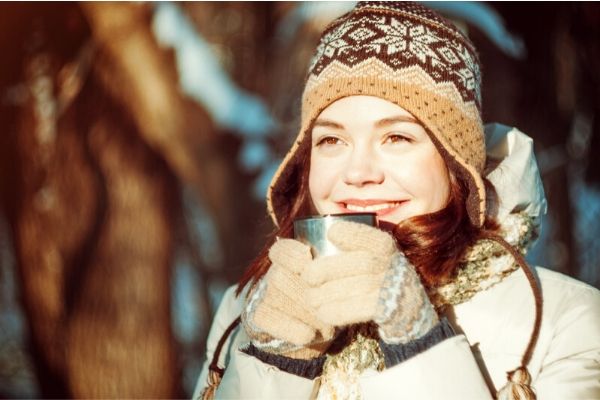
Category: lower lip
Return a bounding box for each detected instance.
[338,202,406,217]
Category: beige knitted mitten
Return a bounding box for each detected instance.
[302,221,439,344]
[242,238,335,359]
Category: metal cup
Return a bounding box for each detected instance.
[293,213,377,258]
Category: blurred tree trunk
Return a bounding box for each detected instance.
[63,73,181,398]
[81,2,247,281]
[0,3,219,397]
[12,37,181,400]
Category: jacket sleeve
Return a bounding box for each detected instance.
[359,334,494,399]
[215,348,318,399]
[192,285,241,400]
[192,285,317,400]
[533,281,600,399]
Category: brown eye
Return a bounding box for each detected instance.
[316,136,342,146]
[384,133,411,144]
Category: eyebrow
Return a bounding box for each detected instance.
[313,115,419,130]
[374,115,419,128]
[313,119,344,129]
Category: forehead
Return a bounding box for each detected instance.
[313,95,419,128]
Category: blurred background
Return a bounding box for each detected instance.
[0,2,598,398]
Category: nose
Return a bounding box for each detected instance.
[342,146,384,187]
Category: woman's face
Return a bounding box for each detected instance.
[309,95,451,225]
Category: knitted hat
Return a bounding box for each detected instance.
[267,1,486,227]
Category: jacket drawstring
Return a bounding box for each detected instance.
[480,232,543,400]
[200,316,241,400]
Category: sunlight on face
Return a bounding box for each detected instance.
[308,95,451,225]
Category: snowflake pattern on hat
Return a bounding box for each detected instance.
[308,6,481,109]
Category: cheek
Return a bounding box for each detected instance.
[421,153,450,207]
[391,149,450,208]
[308,155,334,203]
[308,168,321,202]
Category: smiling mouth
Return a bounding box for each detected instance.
[340,201,405,215]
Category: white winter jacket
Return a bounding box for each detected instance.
[193,126,600,399]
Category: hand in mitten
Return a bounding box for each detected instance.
[242,238,335,359]
[302,220,439,344]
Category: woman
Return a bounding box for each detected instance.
[194,2,600,399]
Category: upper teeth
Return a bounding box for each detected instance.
[346,202,400,212]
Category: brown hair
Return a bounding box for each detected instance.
[392,173,480,287]
[237,137,498,294]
